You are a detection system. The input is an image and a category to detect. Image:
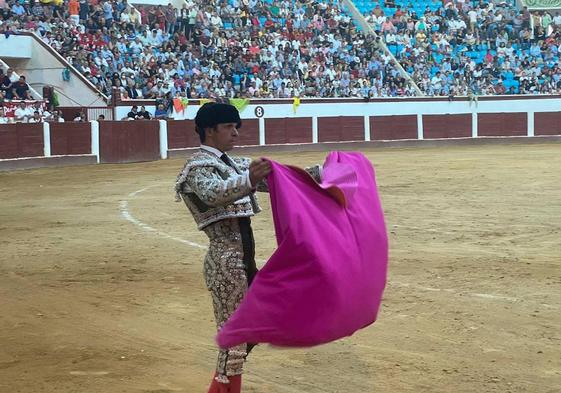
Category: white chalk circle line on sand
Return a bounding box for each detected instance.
[69,371,110,376]
[120,186,558,310]
[120,186,206,250]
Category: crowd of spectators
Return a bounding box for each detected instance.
[0,65,47,123]
[1,0,561,101]
[0,0,414,102]
[124,104,168,119]
[0,67,34,101]
[0,99,69,123]
[0,61,89,123]
[366,0,561,95]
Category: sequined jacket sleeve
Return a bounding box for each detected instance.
[248,164,323,193]
[185,165,254,207]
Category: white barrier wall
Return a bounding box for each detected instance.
[115,97,561,121]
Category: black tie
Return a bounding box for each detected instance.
[220,153,240,174]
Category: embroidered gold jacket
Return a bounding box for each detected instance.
[175,150,321,230]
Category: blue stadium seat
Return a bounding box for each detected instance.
[503,71,514,80]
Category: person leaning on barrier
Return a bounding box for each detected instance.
[73,110,87,122]
[138,105,151,120]
[154,103,168,119]
[48,110,65,123]
[14,101,32,122]
[127,105,141,120]
[28,111,43,123]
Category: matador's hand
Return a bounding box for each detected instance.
[249,158,271,185]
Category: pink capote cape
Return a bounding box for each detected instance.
[217,151,388,348]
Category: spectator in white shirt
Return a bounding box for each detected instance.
[431,71,444,92]
[7,68,19,84]
[210,12,223,28]
[385,32,397,45]
[14,101,32,122]
[468,8,478,30]
[129,37,143,55]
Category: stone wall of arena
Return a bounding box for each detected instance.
[2,96,561,171]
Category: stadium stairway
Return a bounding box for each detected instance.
[343,0,424,95]
[0,58,42,100]
[0,32,108,108]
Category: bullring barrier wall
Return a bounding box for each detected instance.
[2,97,561,171]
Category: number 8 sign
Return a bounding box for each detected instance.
[254,106,264,118]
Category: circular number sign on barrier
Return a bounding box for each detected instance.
[254,106,265,118]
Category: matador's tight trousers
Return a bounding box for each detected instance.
[203,217,258,377]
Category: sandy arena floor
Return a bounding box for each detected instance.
[1,143,560,393]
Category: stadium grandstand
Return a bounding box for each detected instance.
[1,0,561,119]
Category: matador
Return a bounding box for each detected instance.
[175,103,321,393]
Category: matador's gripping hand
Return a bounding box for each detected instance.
[249,158,271,186]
